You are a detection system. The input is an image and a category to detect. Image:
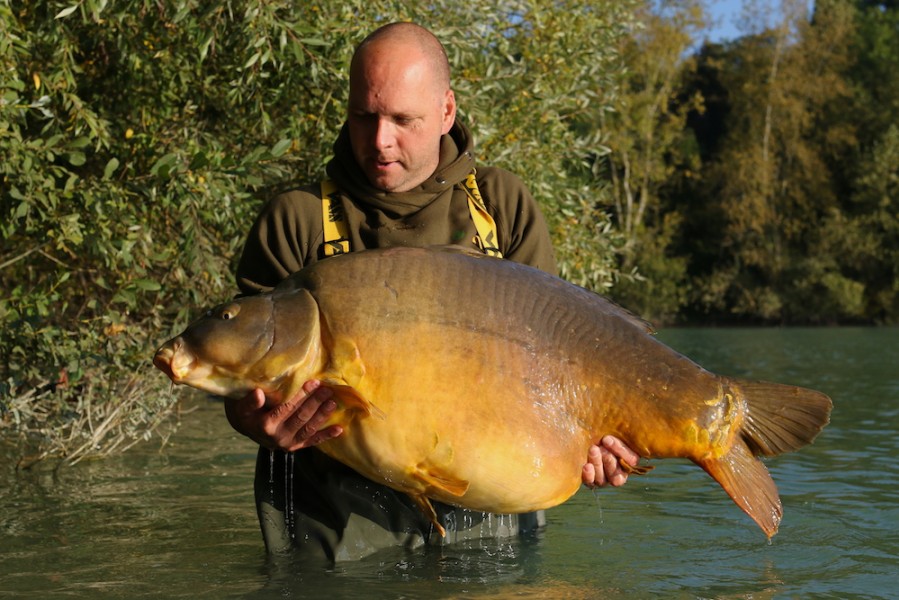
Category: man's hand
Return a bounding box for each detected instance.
[224,380,343,452]
[582,435,641,488]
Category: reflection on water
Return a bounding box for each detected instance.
[1,328,896,598]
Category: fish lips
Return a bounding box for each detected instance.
[152,338,196,382]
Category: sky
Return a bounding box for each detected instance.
[701,0,817,43]
[704,0,747,42]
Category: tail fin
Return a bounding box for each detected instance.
[737,380,833,457]
[700,379,832,538]
[699,442,782,537]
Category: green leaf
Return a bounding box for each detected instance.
[55,5,79,19]
[189,151,208,170]
[243,52,261,70]
[270,138,292,157]
[199,35,215,62]
[151,153,178,177]
[103,157,119,179]
[133,279,161,291]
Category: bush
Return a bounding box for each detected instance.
[1,0,636,463]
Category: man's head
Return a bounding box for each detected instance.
[347,23,457,193]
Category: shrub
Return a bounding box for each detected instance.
[1,0,635,463]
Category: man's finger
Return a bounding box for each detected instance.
[291,424,344,451]
[236,388,266,415]
[290,386,334,425]
[291,398,337,438]
[583,445,606,487]
[582,462,601,487]
[601,435,640,467]
[601,447,625,485]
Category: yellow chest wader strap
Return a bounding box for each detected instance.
[460,173,502,258]
[321,179,350,256]
[320,174,502,258]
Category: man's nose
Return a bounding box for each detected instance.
[373,118,395,150]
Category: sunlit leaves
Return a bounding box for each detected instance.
[54,5,78,19]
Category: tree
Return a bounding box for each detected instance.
[439,0,640,290]
[598,0,706,321]
[812,124,899,322]
[687,0,857,321]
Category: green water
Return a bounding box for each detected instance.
[1,327,897,599]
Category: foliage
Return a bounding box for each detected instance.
[609,211,689,323]
[595,0,899,325]
[817,123,899,321]
[714,0,855,321]
[1,0,637,461]
[434,0,640,289]
[7,0,896,464]
[670,0,879,323]
[848,0,899,145]
[598,0,706,319]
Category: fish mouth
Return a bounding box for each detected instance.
[153,345,178,381]
[152,339,195,382]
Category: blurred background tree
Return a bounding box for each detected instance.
[670,0,897,324]
[690,0,856,321]
[597,0,706,322]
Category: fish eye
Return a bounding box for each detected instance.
[220,303,241,320]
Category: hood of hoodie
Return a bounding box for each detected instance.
[325,119,477,219]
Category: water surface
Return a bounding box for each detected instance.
[1,327,896,598]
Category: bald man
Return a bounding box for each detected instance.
[227,22,639,562]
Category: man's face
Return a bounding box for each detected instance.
[347,47,456,193]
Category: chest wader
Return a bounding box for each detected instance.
[255,174,544,562]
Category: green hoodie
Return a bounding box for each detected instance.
[236,119,555,562]
[237,120,556,294]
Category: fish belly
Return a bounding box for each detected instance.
[317,317,592,513]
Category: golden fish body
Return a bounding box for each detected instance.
[154,247,831,537]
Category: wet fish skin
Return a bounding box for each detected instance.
[153,246,832,538]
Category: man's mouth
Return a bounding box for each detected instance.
[373,156,399,169]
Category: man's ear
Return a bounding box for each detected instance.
[441,90,457,134]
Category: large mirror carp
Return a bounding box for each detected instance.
[154,246,832,538]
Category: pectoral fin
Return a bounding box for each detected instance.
[409,494,446,537]
[316,335,385,426]
[329,335,366,388]
[406,463,469,538]
[318,382,385,428]
[411,462,470,498]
